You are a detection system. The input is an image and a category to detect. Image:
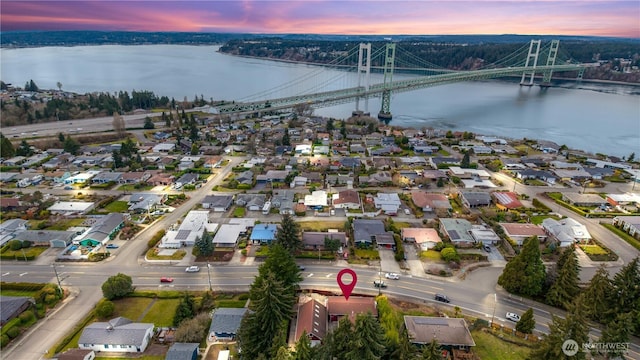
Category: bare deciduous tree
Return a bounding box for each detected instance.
[112,113,125,136]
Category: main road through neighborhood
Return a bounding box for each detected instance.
[1,157,639,359]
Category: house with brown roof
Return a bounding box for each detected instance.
[56,348,96,360]
[401,228,442,251]
[499,223,547,245]
[331,190,361,210]
[492,191,523,210]
[294,299,327,346]
[410,192,451,212]
[404,316,475,354]
[327,296,377,323]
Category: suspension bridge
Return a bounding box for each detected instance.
[214,40,594,120]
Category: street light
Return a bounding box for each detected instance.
[378,261,382,296]
[491,293,497,327]
[206,262,212,292]
[52,263,63,295]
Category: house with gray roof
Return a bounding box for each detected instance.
[352,219,386,246]
[13,230,75,248]
[91,172,122,184]
[439,218,475,247]
[235,194,266,211]
[78,317,154,353]
[459,191,492,208]
[165,343,199,360]
[272,190,295,215]
[404,316,475,351]
[0,296,35,326]
[174,173,198,189]
[0,219,28,247]
[302,231,348,250]
[78,213,125,245]
[208,308,250,342]
[128,193,166,213]
[202,195,234,212]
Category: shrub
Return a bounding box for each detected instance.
[441,247,459,263]
[148,230,166,249]
[9,240,22,251]
[6,327,19,339]
[240,249,247,256]
[95,299,115,318]
[1,334,9,348]
[238,293,249,301]
[21,241,31,248]
[18,310,35,324]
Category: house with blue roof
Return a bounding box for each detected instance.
[250,224,278,244]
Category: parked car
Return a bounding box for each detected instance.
[373,280,387,288]
[385,272,400,280]
[160,277,174,283]
[434,293,450,303]
[506,312,521,322]
[105,244,119,249]
[185,266,200,273]
[298,265,306,271]
[483,244,491,252]
[64,186,73,190]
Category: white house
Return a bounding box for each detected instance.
[160,210,218,248]
[304,190,328,208]
[78,317,154,353]
[542,218,591,247]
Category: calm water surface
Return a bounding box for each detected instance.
[1,45,638,157]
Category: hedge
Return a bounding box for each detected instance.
[0,282,46,291]
[1,318,21,336]
[147,230,166,249]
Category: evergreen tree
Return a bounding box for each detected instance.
[498,236,546,297]
[546,246,581,309]
[516,308,536,334]
[16,140,33,156]
[258,243,302,296]
[326,118,334,132]
[58,132,65,142]
[173,292,195,326]
[163,111,170,127]
[293,330,314,360]
[274,345,292,360]
[581,265,613,323]
[345,312,386,360]
[282,131,291,146]
[628,152,635,162]
[238,271,295,360]
[63,136,80,155]
[607,257,640,334]
[389,327,418,360]
[597,312,633,358]
[530,295,590,360]
[420,338,443,360]
[112,150,123,169]
[0,133,15,158]
[316,317,354,360]
[143,116,155,129]
[275,214,303,253]
[194,229,214,256]
[461,151,471,168]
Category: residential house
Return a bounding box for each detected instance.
[212,223,251,248]
[300,172,322,184]
[160,211,218,248]
[373,193,401,215]
[584,167,615,180]
[439,218,474,247]
[552,169,592,182]
[327,296,377,323]
[411,192,451,213]
[202,195,234,212]
[339,157,361,170]
[119,172,150,184]
[0,296,35,326]
[301,231,348,250]
[499,223,547,246]
[313,145,330,155]
[64,171,100,185]
[290,176,308,188]
[0,197,21,212]
[325,174,354,187]
[91,172,122,184]
[469,225,501,245]
[128,193,166,213]
[47,201,95,216]
[0,219,28,246]
[147,173,174,186]
[375,232,396,249]
[352,219,386,246]
[256,170,290,183]
[349,143,366,154]
[562,193,607,207]
[429,156,461,169]
[398,156,428,166]
[165,343,199,360]
[250,223,277,244]
[78,213,125,245]
[294,299,327,346]
[542,218,591,247]
[422,169,448,182]
[272,190,295,215]
[295,144,312,155]
[404,316,475,354]
[304,191,328,209]
[174,173,198,189]
[359,171,392,186]
[208,308,249,342]
[515,169,556,184]
[57,349,96,360]
[459,191,492,208]
[401,228,442,251]
[235,194,266,211]
[13,230,75,248]
[612,216,640,238]
[492,192,523,210]
[78,317,154,353]
[332,190,361,210]
[448,167,491,179]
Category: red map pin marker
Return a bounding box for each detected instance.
[337,268,357,301]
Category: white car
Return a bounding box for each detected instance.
[384,272,400,280]
[185,266,200,273]
[506,312,520,322]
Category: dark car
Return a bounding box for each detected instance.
[373,280,387,288]
[160,277,174,283]
[483,244,491,252]
[298,265,306,271]
[435,293,450,303]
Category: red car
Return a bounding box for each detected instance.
[160,277,174,283]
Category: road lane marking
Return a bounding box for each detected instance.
[19,272,28,276]
[2,272,10,276]
[307,273,314,278]
[326,273,332,278]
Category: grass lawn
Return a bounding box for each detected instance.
[113,297,155,321]
[146,249,186,260]
[96,356,165,360]
[420,249,443,261]
[580,244,608,255]
[298,221,346,231]
[355,248,380,260]
[471,329,532,360]
[45,218,86,230]
[530,214,561,225]
[1,289,40,297]
[102,200,130,213]
[140,299,180,326]
[233,207,246,217]
[2,246,48,259]
[216,300,247,308]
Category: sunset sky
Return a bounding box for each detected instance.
[1,1,638,38]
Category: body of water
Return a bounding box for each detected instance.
[1,44,638,157]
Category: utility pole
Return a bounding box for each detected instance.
[52,263,63,294]
[491,293,497,327]
[378,261,382,296]
[206,262,212,292]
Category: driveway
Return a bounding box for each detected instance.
[378,248,402,274]
[402,244,427,277]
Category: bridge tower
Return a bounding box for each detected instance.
[520,40,541,86]
[378,43,396,121]
[354,43,372,116]
[541,40,560,87]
